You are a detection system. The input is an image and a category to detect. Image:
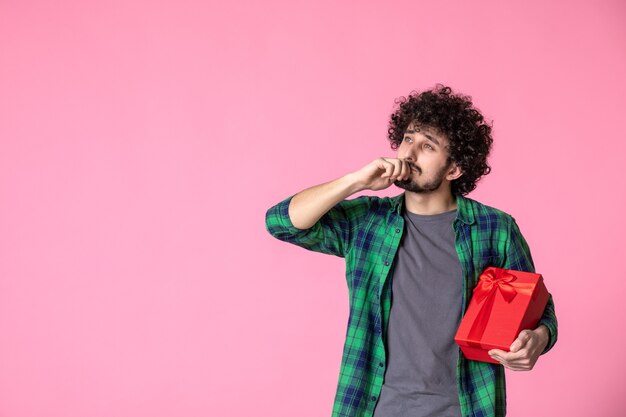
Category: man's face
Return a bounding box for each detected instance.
[393,121,457,193]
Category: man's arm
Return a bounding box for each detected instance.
[502,217,559,355]
[265,173,370,258]
[266,157,413,257]
[286,173,363,230]
[488,216,559,369]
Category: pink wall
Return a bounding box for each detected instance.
[1,0,624,416]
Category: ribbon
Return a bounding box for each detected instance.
[466,267,534,349]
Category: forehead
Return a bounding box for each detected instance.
[405,121,440,136]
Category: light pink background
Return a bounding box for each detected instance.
[1,1,624,416]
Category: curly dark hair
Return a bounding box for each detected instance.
[387,83,494,196]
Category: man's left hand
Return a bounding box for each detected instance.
[488,325,549,371]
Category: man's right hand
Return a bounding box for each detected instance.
[285,157,413,230]
[350,157,413,191]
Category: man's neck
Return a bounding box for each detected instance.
[403,190,458,215]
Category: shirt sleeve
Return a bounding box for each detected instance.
[503,217,559,356]
[264,193,373,258]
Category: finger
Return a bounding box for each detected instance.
[390,159,403,180]
[395,159,405,180]
[489,349,530,371]
[488,349,504,364]
[397,159,408,180]
[504,362,527,371]
[401,159,411,180]
[489,353,503,364]
[490,353,513,368]
[495,349,527,363]
[488,349,507,357]
[510,330,533,353]
[379,158,394,178]
[501,353,532,370]
[489,348,522,365]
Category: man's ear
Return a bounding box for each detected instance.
[447,163,463,181]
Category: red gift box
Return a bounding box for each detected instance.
[454,266,550,364]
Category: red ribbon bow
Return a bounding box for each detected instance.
[466,267,519,348]
[473,267,519,304]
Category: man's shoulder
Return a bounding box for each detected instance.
[462,195,516,224]
[338,194,396,221]
[343,194,390,209]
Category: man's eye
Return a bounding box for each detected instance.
[404,137,412,142]
[425,144,434,150]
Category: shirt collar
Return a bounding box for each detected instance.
[390,191,475,225]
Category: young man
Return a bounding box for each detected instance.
[265,84,558,417]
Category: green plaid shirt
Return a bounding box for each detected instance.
[265,191,558,417]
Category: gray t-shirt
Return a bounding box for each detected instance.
[373,207,463,417]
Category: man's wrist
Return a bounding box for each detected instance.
[342,172,366,194]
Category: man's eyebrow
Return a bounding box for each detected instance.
[404,129,441,146]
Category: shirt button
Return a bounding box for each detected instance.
[395,228,400,233]
[379,361,384,367]
[370,395,377,402]
[384,261,389,266]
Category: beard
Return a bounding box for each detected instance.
[394,161,451,193]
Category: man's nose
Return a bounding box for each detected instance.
[400,146,419,163]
